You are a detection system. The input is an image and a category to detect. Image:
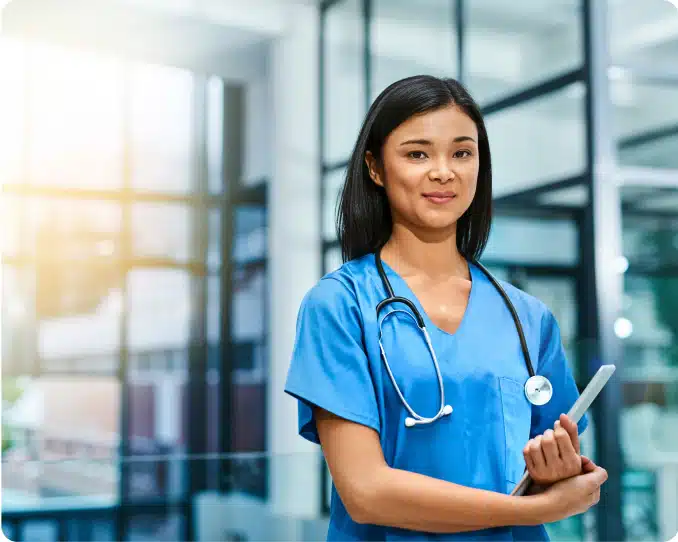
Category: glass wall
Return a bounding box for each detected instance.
[320,0,678,540]
[0,34,269,539]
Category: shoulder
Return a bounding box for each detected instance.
[299,254,375,314]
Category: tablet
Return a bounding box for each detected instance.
[510,364,616,496]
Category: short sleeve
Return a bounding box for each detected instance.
[284,277,380,444]
[529,309,589,438]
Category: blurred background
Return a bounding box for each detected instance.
[0,0,677,540]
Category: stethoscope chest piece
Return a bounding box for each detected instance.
[524,375,553,406]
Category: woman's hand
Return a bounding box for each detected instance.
[523,414,582,485]
[539,457,607,523]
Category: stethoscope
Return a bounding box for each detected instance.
[375,249,553,428]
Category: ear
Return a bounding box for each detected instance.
[364,151,384,188]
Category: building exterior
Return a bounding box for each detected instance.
[1,0,677,540]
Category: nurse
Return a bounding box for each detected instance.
[284,75,608,541]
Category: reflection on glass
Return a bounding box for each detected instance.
[371,0,456,100]
[130,63,194,193]
[323,167,347,241]
[28,43,124,189]
[132,203,191,262]
[324,0,365,164]
[620,185,678,542]
[126,269,191,351]
[485,83,586,196]
[465,0,582,104]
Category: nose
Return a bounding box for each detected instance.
[429,160,455,183]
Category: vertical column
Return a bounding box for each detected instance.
[116,63,132,542]
[580,0,625,539]
[268,0,322,526]
[188,75,208,502]
[219,84,244,478]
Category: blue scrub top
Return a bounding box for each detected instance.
[285,253,588,541]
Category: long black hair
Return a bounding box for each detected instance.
[336,75,492,263]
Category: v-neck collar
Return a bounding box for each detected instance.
[377,257,478,339]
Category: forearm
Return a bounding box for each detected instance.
[355,466,553,533]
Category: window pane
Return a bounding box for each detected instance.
[609,0,678,71]
[25,198,122,258]
[126,269,191,351]
[207,76,224,195]
[244,77,273,185]
[324,0,365,164]
[130,63,193,193]
[485,83,586,197]
[131,203,191,262]
[325,246,343,273]
[483,215,579,266]
[28,43,124,189]
[620,184,678,542]
[323,167,346,242]
[2,195,25,258]
[207,274,221,344]
[2,266,38,375]
[371,0,457,100]
[2,375,120,503]
[232,266,265,342]
[464,0,582,104]
[0,37,26,185]
[615,78,678,170]
[233,206,266,264]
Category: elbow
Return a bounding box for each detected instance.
[342,472,385,525]
[345,486,378,525]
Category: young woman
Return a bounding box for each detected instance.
[285,75,608,541]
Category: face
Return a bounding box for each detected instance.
[365,104,480,236]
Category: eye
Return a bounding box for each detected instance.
[407,151,427,160]
[454,150,472,158]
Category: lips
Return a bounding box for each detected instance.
[423,192,456,204]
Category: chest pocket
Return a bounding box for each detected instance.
[499,377,532,493]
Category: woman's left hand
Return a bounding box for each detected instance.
[523,414,582,485]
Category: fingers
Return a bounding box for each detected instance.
[524,435,547,474]
[587,466,608,487]
[541,429,560,467]
[581,455,597,473]
[556,414,581,455]
[554,425,579,472]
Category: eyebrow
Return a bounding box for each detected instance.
[399,136,476,146]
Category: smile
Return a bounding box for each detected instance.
[423,193,456,204]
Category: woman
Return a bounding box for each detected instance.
[284,75,607,541]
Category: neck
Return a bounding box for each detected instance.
[381,222,469,281]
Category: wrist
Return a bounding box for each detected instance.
[513,492,560,526]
